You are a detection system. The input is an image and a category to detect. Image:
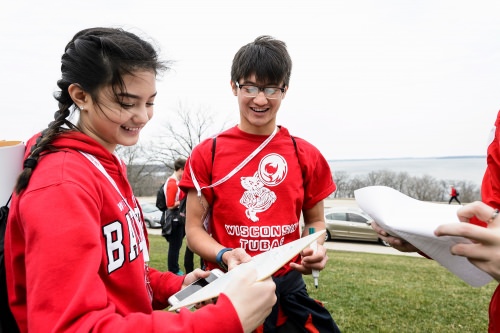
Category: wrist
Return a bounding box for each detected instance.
[215,248,233,271]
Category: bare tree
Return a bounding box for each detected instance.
[150,99,228,169]
[115,144,162,196]
[333,169,481,202]
[331,171,350,198]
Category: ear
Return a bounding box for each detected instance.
[281,86,288,100]
[230,80,238,96]
[68,84,89,110]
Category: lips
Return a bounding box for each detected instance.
[121,125,142,132]
[251,107,268,113]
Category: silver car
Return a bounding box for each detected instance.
[324,207,389,246]
[140,202,163,228]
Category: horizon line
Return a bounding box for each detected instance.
[329,155,486,162]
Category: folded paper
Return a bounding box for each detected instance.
[354,185,493,287]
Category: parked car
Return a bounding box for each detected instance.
[140,202,163,228]
[324,207,389,246]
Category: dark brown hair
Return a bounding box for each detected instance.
[230,35,292,86]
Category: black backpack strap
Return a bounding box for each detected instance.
[212,137,216,164]
[291,136,298,156]
[290,136,305,181]
[209,137,216,184]
[0,195,11,225]
[0,194,20,332]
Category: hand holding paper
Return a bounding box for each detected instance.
[354,186,493,287]
[435,201,500,282]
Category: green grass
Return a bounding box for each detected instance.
[148,234,496,332]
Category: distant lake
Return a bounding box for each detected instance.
[329,156,487,186]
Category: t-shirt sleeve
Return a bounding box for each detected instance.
[295,137,336,210]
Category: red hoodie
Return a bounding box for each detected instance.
[480,110,500,333]
[5,132,242,333]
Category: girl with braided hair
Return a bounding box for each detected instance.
[4,27,275,333]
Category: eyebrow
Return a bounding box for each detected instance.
[118,91,158,99]
[241,80,281,86]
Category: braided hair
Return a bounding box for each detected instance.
[15,27,167,194]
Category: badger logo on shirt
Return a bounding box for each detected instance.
[240,154,286,222]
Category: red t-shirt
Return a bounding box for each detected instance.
[180,125,336,276]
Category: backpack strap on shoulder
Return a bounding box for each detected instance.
[290,136,306,183]
[0,195,12,225]
[212,136,216,164]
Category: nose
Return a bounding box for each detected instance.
[133,105,153,123]
[253,91,268,105]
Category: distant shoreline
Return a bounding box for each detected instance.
[329,155,486,162]
[329,156,486,186]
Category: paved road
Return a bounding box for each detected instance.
[323,239,421,257]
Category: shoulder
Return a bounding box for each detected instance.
[286,135,323,159]
[278,126,317,150]
[192,134,219,155]
[21,150,101,204]
[30,149,116,193]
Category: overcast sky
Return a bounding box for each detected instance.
[2,1,500,160]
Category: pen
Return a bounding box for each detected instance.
[308,227,320,288]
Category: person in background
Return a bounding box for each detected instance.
[164,157,190,275]
[180,35,340,332]
[372,110,500,333]
[4,27,276,333]
[449,185,461,205]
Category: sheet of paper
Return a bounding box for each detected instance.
[168,230,326,311]
[0,141,25,205]
[354,185,493,287]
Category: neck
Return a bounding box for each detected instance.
[238,124,278,136]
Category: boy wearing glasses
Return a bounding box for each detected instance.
[180,36,340,332]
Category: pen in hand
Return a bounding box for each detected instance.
[308,227,320,288]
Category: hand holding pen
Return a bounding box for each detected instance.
[289,228,328,287]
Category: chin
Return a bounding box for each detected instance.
[119,137,140,147]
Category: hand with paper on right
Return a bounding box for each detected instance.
[435,201,500,282]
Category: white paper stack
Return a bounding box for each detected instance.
[354,185,493,287]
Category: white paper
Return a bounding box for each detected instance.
[0,141,25,205]
[168,230,326,311]
[354,185,493,287]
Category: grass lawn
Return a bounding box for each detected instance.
[148,234,496,332]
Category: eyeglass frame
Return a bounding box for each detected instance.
[235,82,286,99]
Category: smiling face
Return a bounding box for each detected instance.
[231,74,287,135]
[76,70,157,153]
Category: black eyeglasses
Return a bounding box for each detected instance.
[235,82,285,99]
